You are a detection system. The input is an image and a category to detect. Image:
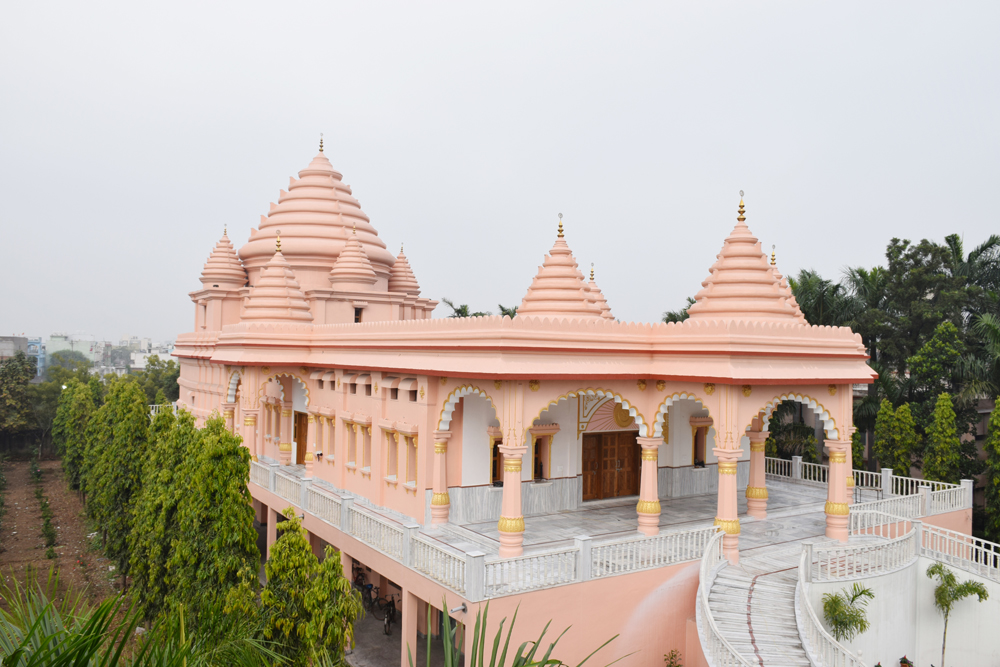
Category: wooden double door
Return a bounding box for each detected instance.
[582,431,640,501]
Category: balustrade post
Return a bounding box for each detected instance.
[805,543,813,583]
[268,463,277,492]
[792,455,803,481]
[881,467,893,497]
[714,446,743,564]
[340,497,354,533]
[636,437,661,535]
[912,519,923,556]
[431,430,453,524]
[575,536,593,581]
[497,444,528,558]
[920,485,931,516]
[402,523,420,567]
[961,479,974,509]
[300,478,311,509]
[746,426,768,519]
[824,439,850,542]
[466,551,486,601]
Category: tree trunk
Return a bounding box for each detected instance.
[942,611,949,667]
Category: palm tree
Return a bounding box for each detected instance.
[944,233,1000,294]
[788,269,851,326]
[498,304,518,318]
[662,297,695,323]
[441,298,490,318]
[927,563,989,667]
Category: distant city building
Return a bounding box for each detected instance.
[46,333,104,364]
[26,337,45,377]
[0,336,29,361]
[129,344,175,371]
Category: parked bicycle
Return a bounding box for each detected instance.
[378,593,398,635]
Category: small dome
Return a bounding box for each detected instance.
[686,200,806,324]
[388,246,421,296]
[585,267,614,320]
[241,246,314,322]
[329,228,377,290]
[200,230,247,289]
[518,221,604,320]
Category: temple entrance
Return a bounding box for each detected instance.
[582,431,640,500]
[293,412,308,465]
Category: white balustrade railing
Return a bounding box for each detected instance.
[851,469,881,490]
[811,529,916,581]
[484,548,577,597]
[801,461,829,485]
[796,549,866,667]
[592,526,717,578]
[695,530,753,667]
[274,472,302,506]
[930,486,968,514]
[851,495,922,522]
[349,506,407,561]
[765,456,791,478]
[306,486,341,526]
[413,535,467,594]
[250,461,270,488]
[891,475,959,496]
[921,523,1000,583]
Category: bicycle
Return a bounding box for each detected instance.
[360,584,379,613]
[377,593,398,635]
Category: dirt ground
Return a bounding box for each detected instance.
[0,458,119,609]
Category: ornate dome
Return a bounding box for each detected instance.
[585,266,614,320]
[241,240,314,322]
[238,146,396,290]
[686,200,806,324]
[518,220,604,320]
[200,229,247,290]
[329,227,377,291]
[387,246,421,296]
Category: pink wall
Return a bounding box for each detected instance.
[923,508,972,535]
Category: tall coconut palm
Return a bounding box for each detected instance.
[788,269,852,327]
[441,298,490,318]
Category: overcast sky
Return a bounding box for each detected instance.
[2,2,998,343]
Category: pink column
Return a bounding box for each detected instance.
[222,402,237,433]
[279,402,293,465]
[636,436,661,536]
[431,430,452,524]
[845,438,855,505]
[400,588,419,667]
[304,413,317,479]
[497,444,527,558]
[714,446,743,564]
[266,506,278,561]
[745,430,768,519]
[825,439,850,542]
[243,410,259,460]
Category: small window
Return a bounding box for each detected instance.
[363,426,372,469]
[405,435,417,485]
[318,379,324,390]
[390,388,399,400]
[354,308,363,323]
[350,383,357,395]
[365,384,372,396]
[408,389,418,402]
[386,432,398,480]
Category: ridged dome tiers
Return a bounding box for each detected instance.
[238,151,397,291]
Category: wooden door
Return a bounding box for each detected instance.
[294,412,308,465]
[582,435,600,500]
[618,432,640,496]
[601,435,619,498]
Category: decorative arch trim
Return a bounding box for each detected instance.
[761,393,839,439]
[226,369,243,403]
[532,388,648,438]
[437,385,496,431]
[651,392,709,438]
[257,372,310,408]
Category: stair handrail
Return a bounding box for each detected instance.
[796,547,866,667]
[696,530,754,667]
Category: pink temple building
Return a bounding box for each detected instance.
[174,145,983,666]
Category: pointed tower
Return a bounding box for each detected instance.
[199,228,247,290]
[241,235,314,322]
[685,198,806,324]
[585,264,614,320]
[518,217,604,320]
[388,245,421,296]
[329,227,378,291]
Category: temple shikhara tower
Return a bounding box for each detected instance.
[173,145,979,666]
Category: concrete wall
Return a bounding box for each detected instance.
[460,395,499,487]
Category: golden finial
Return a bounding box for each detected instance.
[590,263,595,281]
[557,212,564,238]
[275,229,282,252]
[737,190,746,223]
[223,224,227,237]
[400,243,404,253]
[771,244,776,266]
[352,222,356,235]
[319,133,324,152]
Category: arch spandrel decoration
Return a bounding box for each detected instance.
[652,392,710,439]
[531,388,649,438]
[759,393,839,440]
[226,369,243,403]
[437,385,497,431]
[256,371,311,408]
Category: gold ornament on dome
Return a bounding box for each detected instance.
[613,403,634,428]
[828,384,838,396]
[494,380,502,390]
[742,385,752,397]
[637,379,647,391]
[704,383,715,396]
[656,380,666,392]
[528,380,540,392]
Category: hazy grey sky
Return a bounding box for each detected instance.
[2,2,998,343]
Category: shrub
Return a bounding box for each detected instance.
[822,583,873,642]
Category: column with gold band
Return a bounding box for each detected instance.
[222,402,237,434]
[243,410,259,461]
[279,403,293,465]
[497,443,528,558]
[304,412,317,479]
[745,426,768,519]
[825,439,851,542]
[636,436,662,536]
[431,430,452,524]
[714,444,744,564]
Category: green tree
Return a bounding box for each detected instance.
[662,296,695,323]
[789,269,851,326]
[909,321,964,398]
[81,396,113,513]
[135,355,180,403]
[0,351,36,442]
[441,298,490,318]
[851,429,865,469]
[923,393,962,485]
[983,400,1000,543]
[262,511,362,665]
[497,304,518,318]
[872,399,896,470]
[822,583,874,642]
[926,563,988,667]
[889,403,920,477]
[43,350,91,385]
[62,382,96,491]
[167,415,258,620]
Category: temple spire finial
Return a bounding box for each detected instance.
[275,229,282,253]
[771,244,776,266]
[319,133,324,152]
[590,263,595,281]
[557,212,564,238]
[223,224,227,237]
[737,190,746,223]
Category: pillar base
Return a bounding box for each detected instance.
[746,498,767,520]
[498,529,524,558]
[722,533,740,565]
[636,508,660,536]
[279,445,291,466]
[825,508,849,542]
[430,494,450,524]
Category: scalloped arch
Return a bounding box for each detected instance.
[533,388,648,437]
[760,393,838,439]
[437,385,496,431]
[257,372,310,408]
[226,370,243,403]
[651,392,710,438]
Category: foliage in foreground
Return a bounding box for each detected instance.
[927,562,988,667]
[821,583,873,642]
